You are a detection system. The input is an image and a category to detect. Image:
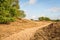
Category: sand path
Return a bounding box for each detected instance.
[2,23,52,40]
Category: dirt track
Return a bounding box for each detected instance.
[2,23,52,40]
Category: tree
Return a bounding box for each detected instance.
[38,17,51,21]
[0,0,26,24]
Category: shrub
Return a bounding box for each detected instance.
[38,17,51,21]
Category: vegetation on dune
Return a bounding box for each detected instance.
[38,16,60,22]
[38,17,51,21]
[51,19,60,22]
[0,0,26,24]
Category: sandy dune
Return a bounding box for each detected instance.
[2,23,52,40]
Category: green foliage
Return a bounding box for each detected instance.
[52,19,60,22]
[55,19,60,22]
[0,0,26,24]
[38,17,51,21]
[0,16,15,24]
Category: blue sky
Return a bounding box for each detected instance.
[19,0,60,20]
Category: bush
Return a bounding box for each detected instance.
[52,19,60,22]
[0,7,16,24]
[38,17,51,21]
[0,16,15,24]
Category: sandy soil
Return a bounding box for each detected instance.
[2,22,52,40]
[0,19,51,40]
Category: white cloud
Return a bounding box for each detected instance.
[47,7,60,13]
[29,0,37,4]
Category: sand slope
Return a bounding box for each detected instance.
[2,23,52,40]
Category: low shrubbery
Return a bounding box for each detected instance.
[38,17,51,21]
[38,16,60,22]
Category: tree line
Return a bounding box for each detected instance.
[31,16,60,22]
[39,17,60,22]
